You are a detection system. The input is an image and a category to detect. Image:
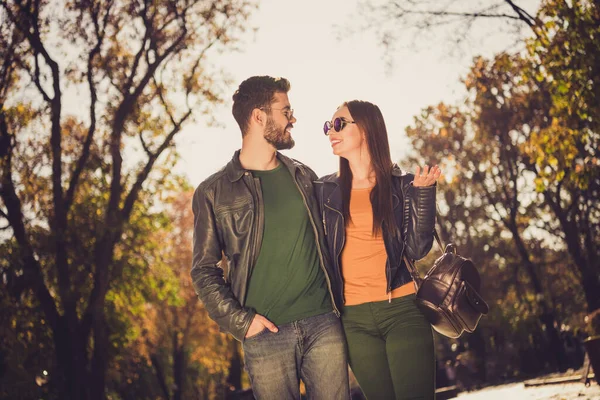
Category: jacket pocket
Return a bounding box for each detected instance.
[216,206,253,243]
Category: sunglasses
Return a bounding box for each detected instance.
[323,117,356,135]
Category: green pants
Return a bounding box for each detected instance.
[342,294,435,400]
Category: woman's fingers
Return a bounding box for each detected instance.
[414,164,442,187]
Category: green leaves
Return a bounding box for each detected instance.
[403,0,600,377]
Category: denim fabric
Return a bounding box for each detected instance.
[342,294,435,400]
[242,311,350,400]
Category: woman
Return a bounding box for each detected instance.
[315,100,441,400]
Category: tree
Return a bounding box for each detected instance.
[403,0,600,365]
[522,0,600,313]
[0,1,255,399]
[404,85,569,373]
[118,191,234,400]
[347,0,540,66]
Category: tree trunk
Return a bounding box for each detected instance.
[580,269,600,313]
[226,340,243,393]
[173,334,185,400]
[511,226,569,372]
[151,353,171,400]
[544,193,600,313]
[90,312,109,400]
[466,329,487,384]
[54,318,90,400]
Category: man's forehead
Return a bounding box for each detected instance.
[272,92,291,108]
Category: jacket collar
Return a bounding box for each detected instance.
[225,149,300,182]
[320,164,408,209]
[320,164,406,186]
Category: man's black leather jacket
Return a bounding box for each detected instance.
[191,150,338,341]
[314,166,436,307]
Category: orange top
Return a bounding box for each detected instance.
[341,187,415,306]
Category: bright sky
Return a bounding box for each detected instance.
[175,0,539,186]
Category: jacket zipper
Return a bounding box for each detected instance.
[295,174,340,317]
[242,173,264,305]
[251,177,264,267]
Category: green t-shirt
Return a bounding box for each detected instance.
[244,163,332,326]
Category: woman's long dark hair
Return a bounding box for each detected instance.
[339,100,395,238]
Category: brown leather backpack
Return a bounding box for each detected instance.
[404,233,489,338]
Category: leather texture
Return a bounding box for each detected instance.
[191,151,338,342]
[405,246,489,339]
[314,166,437,307]
[401,184,489,340]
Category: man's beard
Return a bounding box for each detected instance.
[264,116,295,150]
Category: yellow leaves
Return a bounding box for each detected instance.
[523,120,589,191]
[4,102,37,130]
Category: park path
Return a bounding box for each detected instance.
[455,382,600,400]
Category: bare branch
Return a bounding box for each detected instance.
[139,132,152,156]
[121,107,192,221]
[32,53,52,102]
[65,1,114,213]
[123,1,152,96]
[0,109,61,332]
[504,0,537,28]
[155,80,177,127]
[107,19,188,216]
[391,4,524,21]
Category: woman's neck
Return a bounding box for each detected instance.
[347,152,375,189]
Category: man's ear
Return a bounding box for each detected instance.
[251,108,266,127]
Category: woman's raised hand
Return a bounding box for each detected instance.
[413,165,441,187]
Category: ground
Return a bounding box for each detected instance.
[456,382,600,400]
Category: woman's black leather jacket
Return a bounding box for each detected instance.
[314,166,436,307]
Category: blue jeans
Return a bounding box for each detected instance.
[242,311,350,400]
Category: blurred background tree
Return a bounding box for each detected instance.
[1,0,599,398]
[395,0,599,385]
[0,0,255,399]
[106,191,238,400]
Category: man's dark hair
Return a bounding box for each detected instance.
[232,76,291,135]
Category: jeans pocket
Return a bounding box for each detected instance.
[244,327,269,343]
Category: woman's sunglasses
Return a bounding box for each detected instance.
[323,117,356,135]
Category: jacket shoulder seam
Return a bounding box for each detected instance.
[196,168,228,202]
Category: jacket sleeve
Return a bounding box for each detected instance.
[191,184,255,342]
[402,176,436,260]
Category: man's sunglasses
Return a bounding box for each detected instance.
[323,117,356,135]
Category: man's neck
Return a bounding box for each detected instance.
[239,135,279,171]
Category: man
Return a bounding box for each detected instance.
[191,76,349,399]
